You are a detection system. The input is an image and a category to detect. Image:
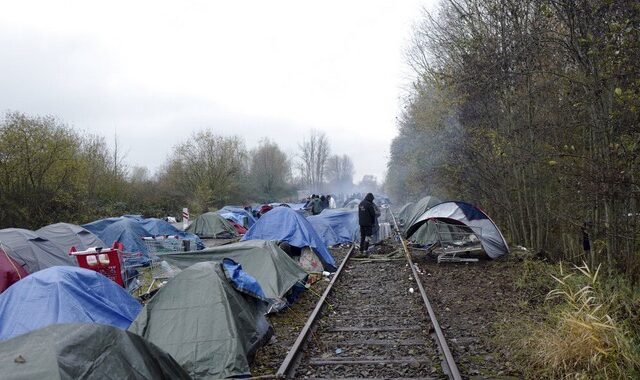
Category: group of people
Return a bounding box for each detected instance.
[304,194,337,215]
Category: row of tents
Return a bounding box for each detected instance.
[0,205,356,378]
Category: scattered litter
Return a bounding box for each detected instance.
[409,287,415,294]
[322,271,331,276]
[335,348,343,354]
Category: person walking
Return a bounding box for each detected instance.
[328,195,336,209]
[358,193,376,253]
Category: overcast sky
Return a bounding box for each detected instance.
[0,0,436,182]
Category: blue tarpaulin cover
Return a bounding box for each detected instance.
[0,266,142,340]
[141,218,205,250]
[242,207,337,271]
[220,206,256,227]
[94,219,151,266]
[222,258,268,302]
[307,209,359,247]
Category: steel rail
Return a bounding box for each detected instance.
[275,243,356,379]
[390,211,462,380]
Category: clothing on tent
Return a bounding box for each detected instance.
[0,228,77,273]
[0,266,141,341]
[0,249,27,294]
[242,207,337,272]
[129,261,272,379]
[0,324,190,380]
[160,240,307,312]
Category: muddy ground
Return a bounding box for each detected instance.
[412,249,543,379]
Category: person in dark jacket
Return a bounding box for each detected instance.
[358,193,376,253]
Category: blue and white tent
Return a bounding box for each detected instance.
[242,207,337,271]
[0,266,141,340]
[406,201,509,258]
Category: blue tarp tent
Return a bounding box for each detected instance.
[141,218,205,250]
[82,217,123,237]
[307,209,359,247]
[0,266,141,340]
[219,206,256,228]
[242,207,337,271]
[94,219,152,265]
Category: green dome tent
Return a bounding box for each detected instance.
[186,212,239,239]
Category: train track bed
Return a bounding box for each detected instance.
[250,246,351,377]
[411,248,541,378]
[292,240,445,379]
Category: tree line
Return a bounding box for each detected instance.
[385,0,640,278]
[0,111,360,229]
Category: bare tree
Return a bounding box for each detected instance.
[249,138,292,201]
[298,130,331,192]
[326,154,355,190]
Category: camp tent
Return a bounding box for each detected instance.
[242,207,337,272]
[406,201,509,259]
[140,218,204,249]
[307,208,358,247]
[36,223,105,254]
[0,249,27,293]
[397,202,415,227]
[343,198,361,209]
[93,218,152,266]
[186,212,239,239]
[129,260,272,379]
[0,228,76,273]
[219,206,256,228]
[160,240,307,311]
[403,196,442,234]
[81,217,123,236]
[0,266,141,341]
[0,324,190,380]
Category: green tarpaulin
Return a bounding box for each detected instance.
[129,261,271,379]
[160,240,307,311]
[186,212,238,239]
[0,324,190,380]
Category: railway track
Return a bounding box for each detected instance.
[274,214,461,379]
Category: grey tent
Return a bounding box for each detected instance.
[0,323,190,380]
[186,212,239,239]
[36,223,106,254]
[129,261,271,379]
[397,202,415,227]
[160,240,308,311]
[403,196,441,234]
[0,228,76,273]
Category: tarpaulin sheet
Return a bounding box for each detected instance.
[160,240,307,310]
[242,207,336,272]
[95,219,151,265]
[220,206,256,227]
[307,208,358,246]
[0,324,190,379]
[129,261,271,379]
[0,228,77,273]
[141,218,205,250]
[0,266,142,341]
